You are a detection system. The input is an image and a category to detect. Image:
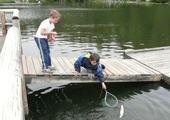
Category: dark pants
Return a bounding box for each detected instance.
[34,37,51,69]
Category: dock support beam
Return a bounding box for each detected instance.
[0,10,29,119]
[0,9,19,34]
[0,11,7,34]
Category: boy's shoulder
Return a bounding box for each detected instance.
[41,18,49,23]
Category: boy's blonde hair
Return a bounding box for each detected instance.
[50,10,61,18]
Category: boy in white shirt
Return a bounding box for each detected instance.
[34,10,61,73]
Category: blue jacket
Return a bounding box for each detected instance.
[74,51,105,83]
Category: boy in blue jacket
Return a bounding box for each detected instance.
[73,51,106,89]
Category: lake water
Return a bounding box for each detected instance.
[2,2,170,120]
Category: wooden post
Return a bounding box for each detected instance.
[0,27,24,119]
[0,11,7,34]
[0,27,28,119]
[12,9,19,19]
[12,18,29,115]
[12,9,28,115]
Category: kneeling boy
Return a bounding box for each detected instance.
[72,51,106,89]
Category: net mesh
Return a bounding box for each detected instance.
[102,89,118,107]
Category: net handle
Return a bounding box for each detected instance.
[104,89,118,107]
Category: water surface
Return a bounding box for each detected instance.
[2,3,170,120]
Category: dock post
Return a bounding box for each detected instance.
[12,17,29,115]
[0,9,29,119]
[0,11,7,34]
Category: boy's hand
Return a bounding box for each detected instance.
[102,82,106,89]
[49,34,54,44]
[72,71,79,74]
[51,31,58,35]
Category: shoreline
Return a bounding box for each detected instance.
[0,2,42,6]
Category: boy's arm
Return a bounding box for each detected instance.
[95,66,106,89]
[73,54,85,73]
[96,71,105,83]
[74,60,81,73]
[40,28,57,35]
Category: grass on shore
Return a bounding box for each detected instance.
[0,0,14,3]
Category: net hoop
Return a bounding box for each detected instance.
[104,89,118,107]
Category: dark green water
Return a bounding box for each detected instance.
[15,3,170,58]
[27,82,170,120]
[2,2,170,120]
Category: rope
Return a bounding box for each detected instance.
[104,89,118,107]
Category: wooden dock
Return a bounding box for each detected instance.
[124,46,170,84]
[22,55,162,83]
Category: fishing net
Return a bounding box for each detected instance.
[102,89,118,107]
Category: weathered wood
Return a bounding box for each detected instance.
[26,56,36,75]
[130,59,160,75]
[56,57,74,75]
[101,59,123,75]
[12,9,19,19]
[0,9,19,34]
[107,59,131,75]
[124,47,170,83]
[113,59,139,75]
[125,59,151,74]
[0,23,12,26]
[0,27,28,119]
[0,12,7,34]
[32,56,44,75]
[0,9,19,19]
[61,57,75,71]
[100,59,113,75]
[22,55,162,83]
[51,57,67,74]
[0,72,24,120]
[22,55,28,75]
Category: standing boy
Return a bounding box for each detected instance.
[72,51,107,89]
[34,10,61,73]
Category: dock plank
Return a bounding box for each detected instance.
[124,47,170,83]
[125,59,152,75]
[32,56,44,75]
[22,55,28,75]
[131,59,160,75]
[61,57,75,71]
[100,59,113,76]
[26,56,36,75]
[113,59,140,75]
[100,59,124,75]
[56,57,74,75]
[118,60,142,75]
[51,57,67,74]
[23,56,162,83]
[108,59,132,75]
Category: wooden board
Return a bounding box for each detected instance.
[26,56,36,75]
[22,55,162,82]
[32,57,44,75]
[124,46,170,83]
[22,55,28,75]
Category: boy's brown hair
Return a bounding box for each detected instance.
[50,10,61,18]
[90,53,100,62]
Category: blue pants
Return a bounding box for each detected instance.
[34,37,51,69]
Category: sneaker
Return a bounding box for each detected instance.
[48,66,56,71]
[42,68,53,73]
[100,64,105,69]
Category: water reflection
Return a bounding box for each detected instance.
[22,31,122,58]
[27,82,170,120]
[18,4,170,59]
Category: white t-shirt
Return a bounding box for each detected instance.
[35,18,55,38]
